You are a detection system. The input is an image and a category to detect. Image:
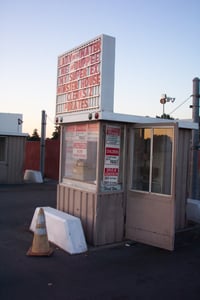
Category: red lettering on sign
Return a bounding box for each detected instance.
[104,168,119,176]
[106,147,119,156]
[80,74,100,88]
[90,63,99,75]
[73,142,87,149]
[79,39,101,58]
[64,99,89,112]
[91,53,100,64]
[57,37,103,112]
[106,128,121,136]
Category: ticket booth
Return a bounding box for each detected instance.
[55,34,197,250]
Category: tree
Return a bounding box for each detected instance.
[156,114,174,120]
[27,129,40,141]
[51,125,61,140]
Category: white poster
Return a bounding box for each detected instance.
[102,126,121,190]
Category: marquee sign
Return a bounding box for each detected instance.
[56,34,115,117]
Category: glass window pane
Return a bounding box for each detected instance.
[151,128,173,194]
[132,128,151,191]
[63,123,98,183]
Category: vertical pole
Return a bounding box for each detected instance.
[191,77,199,199]
[40,110,46,179]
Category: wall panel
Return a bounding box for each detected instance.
[57,184,125,245]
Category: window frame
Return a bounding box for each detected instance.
[60,122,99,191]
[130,125,175,196]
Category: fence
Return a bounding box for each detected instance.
[24,139,60,180]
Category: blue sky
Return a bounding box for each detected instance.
[1,0,200,137]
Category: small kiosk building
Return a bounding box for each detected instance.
[0,113,27,184]
[56,35,197,250]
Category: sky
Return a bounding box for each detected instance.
[1,0,200,137]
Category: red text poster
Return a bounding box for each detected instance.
[103,126,121,190]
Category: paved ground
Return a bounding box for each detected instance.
[0,182,200,300]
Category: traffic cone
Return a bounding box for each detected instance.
[27,208,53,256]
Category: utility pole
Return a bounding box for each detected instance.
[40,110,46,179]
[191,77,200,199]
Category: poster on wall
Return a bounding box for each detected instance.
[56,34,115,117]
[102,126,121,191]
[72,125,87,160]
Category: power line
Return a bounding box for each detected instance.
[169,95,192,115]
[46,114,55,125]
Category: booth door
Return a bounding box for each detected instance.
[125,126,176,250]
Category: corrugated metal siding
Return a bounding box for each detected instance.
[57,184,125,245]
[175,129,191,229]
[7,136,25,184]
[57,184,96,244]
[0,136,26,184]
[94,192,125,246]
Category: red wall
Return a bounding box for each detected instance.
[24,140,60,180]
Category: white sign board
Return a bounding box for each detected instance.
[56,34,115,118]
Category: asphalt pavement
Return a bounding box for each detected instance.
[0,182,200,300]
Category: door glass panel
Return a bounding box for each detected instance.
[132,128,151,191]
[151,128,173,194]
[132,127,174,195]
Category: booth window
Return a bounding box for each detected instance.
[132,127,173,195]
[62,122,98,184]
[0,137,6,162]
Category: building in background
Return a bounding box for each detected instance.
[0,113,27,184]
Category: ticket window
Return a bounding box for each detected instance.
[132,127,174,195]
[60,121,125,193]
[61,122,99,188]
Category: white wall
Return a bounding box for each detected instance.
[0,112,23,134]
